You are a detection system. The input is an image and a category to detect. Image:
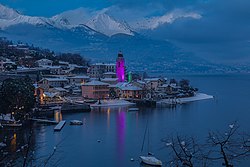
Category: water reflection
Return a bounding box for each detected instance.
[116,108,126,165]
[10,133,17,152]
[54,111,62,122]
[107,108,110,129]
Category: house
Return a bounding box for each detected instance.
[35,59,53,67]
[88,63,116,78]
[58,61,70,69]
[158,83,180,95]
[103,72,117,78]
[0,58,17,71]
[38,78,69,91]
[111,82,143,99]
[69,64,88,74]
[101,78,118,85]
[144,78,166,90]
[81,80,110,99]
[50,87,68,97]
[132,80,147,89]
[42,66,63,75]
[67,75,90,86]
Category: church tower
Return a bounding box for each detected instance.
[116,51,125,82]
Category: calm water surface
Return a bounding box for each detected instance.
[33,74,250,167]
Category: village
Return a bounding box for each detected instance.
[0,39,207,114]
[0,38,215,127]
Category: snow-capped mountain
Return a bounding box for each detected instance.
[131,10,202,31]
[0,4,55,29]
[0,4,135,37]
[86,13,134,37]
[0,4,19,20]
[0,4,221,73]
[51,7,92,27]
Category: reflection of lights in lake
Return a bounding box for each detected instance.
[107,108,110,129]
[116,109,126,162]
[10,133,17,152]
[54,111,62,123]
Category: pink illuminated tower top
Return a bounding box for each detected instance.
[116,51,125,82]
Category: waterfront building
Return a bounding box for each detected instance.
[81,80,110,99]
[116,52,125,82]
[158,83,180,95]
[110,82,143,99]
[144,78,166,91]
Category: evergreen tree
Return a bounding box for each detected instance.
[0,77,35,120]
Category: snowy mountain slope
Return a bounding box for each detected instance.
[0,4,20,20]
[0,4,135,36]
[86,13,134,37]
[51,7,92,26]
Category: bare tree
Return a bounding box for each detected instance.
[163,135,207,167]
[164,122,250,167]
[205,122,250,167]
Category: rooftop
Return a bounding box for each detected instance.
[43,78,68,82]
[103,72,116,75]
[68,75,90,79]
[101,78,118,82]
[93,63,116,66]
[111,82,142,91]
[82,80,110,86]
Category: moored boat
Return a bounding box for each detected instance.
[140,156,162,166]
[70,120,83,125]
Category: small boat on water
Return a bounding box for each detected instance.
[140,156,162,166]
[139,120,162,166]
[70,120,83,125]
[128,108,139,112]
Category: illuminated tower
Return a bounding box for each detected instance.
[116,51,125,82]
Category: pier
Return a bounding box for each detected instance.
[30,118,58,124]
[54,120,66,131]
[127,99,157,107]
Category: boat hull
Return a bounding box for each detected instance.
[140,156,162,166]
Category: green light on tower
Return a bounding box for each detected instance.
[128,72,132,82]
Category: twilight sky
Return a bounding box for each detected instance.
[1,0,250,64]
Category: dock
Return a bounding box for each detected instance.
[127,99,156,107]
[54,121,66,131]
[30,118,58,124]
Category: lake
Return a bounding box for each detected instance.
[33,74,250,167]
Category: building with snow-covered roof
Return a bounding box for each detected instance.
[111,82,143,99]
[81,80,110,99]
[35,59,53,67]
[67,75,90,86]
[103,72,117,78]
[144,78,166,90]
[101,78,118,85]
[42,65,63,75]
[88,63,116,78]
[38,78,68,91]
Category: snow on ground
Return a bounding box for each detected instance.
[0,142,7,147]
[158,93,213,104]
[91,99,135,107]
[0,114,15,122]
[178,93,213,103]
